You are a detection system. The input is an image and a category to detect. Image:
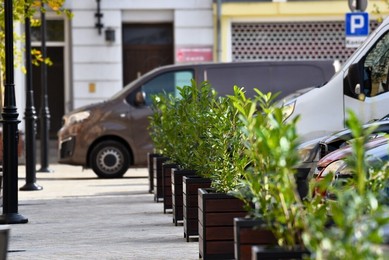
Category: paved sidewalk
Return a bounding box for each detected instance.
[4,164,199,260]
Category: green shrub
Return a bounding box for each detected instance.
[149,81,251,193]
[231,88,305,248]
[303,111,389,259]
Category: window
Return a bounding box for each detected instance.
[31,20,64,42]
[363,32,389,97]
[127,70,194,106]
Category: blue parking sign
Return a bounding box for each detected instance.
[345,12,369,36]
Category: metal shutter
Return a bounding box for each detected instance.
[231,21,378,63]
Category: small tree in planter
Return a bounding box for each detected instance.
[191,86,250,192]
[167,81,217,225]
[303,111,389,260]
[149,82,216,209]
[231,88,310,258]
[149,80,218,169]
[149,92,179,202]
[193,86,254,258]
[149,81,220,223]
[149,91,181,161]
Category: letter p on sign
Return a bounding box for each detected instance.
[351,15,364,33]
[345,12,369,36]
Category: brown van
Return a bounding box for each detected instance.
[58,60,335,178]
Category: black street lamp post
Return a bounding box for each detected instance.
[0,0,28,224]
[20,4,43,191]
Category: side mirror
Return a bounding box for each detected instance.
[355,84,366,101]
[355,83,361,95]
[135,91,146,106]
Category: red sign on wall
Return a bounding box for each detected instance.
[176,47,213,63]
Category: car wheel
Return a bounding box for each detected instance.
[90,140,131,178]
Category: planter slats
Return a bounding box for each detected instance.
[162,163,178,213]
[147,153,161,194]
[251,245,310,260]
[198,188,247,260]
[183,176,212,242]
[201,241,234,256]
[153,156,168,202]
[234,218,277,260]
[0,225,10,260]
[200,212,247,226]
[204,226,235,240]
[204,200,246,212]
[171,169,197,225]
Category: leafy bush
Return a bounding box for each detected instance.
[231,88,305,248]
[303,111,389,259]
[149,91,179,157]
[199,86,250,193]
[149,81,251,193]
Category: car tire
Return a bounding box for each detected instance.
[90,140,131,178]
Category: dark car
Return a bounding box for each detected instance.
[295,115,389,198]
[311,136,389,198]
[58,60,335,178]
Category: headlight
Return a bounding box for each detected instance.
[298,143,318,162]
[335,163,352,177]
[320,160,346,178]
[67,111,90,125]
[282,101,295,121]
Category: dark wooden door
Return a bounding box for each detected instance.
[122,23,174,86]
[32,46,65,139]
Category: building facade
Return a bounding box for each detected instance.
[14,0,389,137]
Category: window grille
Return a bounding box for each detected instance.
[231,21,378,63]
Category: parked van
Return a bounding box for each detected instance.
[282,17,389,142]
[58,60,335,178]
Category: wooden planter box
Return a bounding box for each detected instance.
[198,188,247,259]
[0,225,10,260]
[183,176,212,242]
[234,218,277,260]
[171,169,197,225]
[251,245,310,260]
[153,156,168,202]
[147,153,162,194]
[162,163,178,213]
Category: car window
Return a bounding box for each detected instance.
[141,70,194,105]
[126,70,194,106]
[364,32,389,97]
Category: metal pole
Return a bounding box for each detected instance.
[216,0,222,62]
[37,1,52,173]
[20,4,43,191]
[0,0,28,224]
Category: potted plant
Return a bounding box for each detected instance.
[149,81,216,221]
[149,90,190,207]
[167,81,216,224]
[230,88,310,259]
[149,92,177,202]
[302,111,389,260]
[193,86,251,259]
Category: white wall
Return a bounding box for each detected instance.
[70,7,122,109]
[65,0,214,110]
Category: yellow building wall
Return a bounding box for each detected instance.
[214,1,389,61]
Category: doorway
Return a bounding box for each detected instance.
[122,23,174,86]
[32,46,65,139]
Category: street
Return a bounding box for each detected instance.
[5,165,199,260]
